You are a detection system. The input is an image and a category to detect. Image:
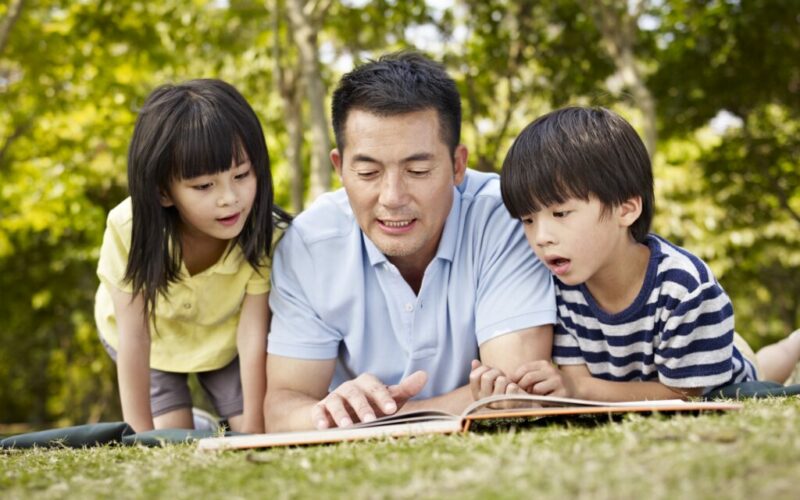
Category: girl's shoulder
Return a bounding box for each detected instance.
[106,197,134,229]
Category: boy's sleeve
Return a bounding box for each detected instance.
[655,281,735,389]
[552,322,586,365]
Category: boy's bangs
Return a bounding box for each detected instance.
[502,158,588,218]
[169,107,248,180]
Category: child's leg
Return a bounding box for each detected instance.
[197,357,244,431]
[755,329,800,384]
[150,369,194,429]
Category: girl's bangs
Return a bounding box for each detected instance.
[169,106,248,180]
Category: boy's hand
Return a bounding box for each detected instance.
[511,360,576,398]
[469,360,525,401]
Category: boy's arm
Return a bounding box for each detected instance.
[108,285,154,432]
[236,292,269,433]
[562,365,705,400]
[510,362,703,401]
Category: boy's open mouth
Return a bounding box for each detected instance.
[546,257,571,275]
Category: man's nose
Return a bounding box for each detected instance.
[378,171,409,208]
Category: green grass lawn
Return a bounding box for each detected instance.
[2,398,799,500]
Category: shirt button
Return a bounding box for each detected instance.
[404,303,414,312]
[183,303,192,310]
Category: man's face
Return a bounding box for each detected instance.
[331,108,467,274]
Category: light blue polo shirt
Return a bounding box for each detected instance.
[268,169,556,399]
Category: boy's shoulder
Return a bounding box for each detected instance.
[647,234,719,291]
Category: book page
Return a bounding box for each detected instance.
[462,394,690,417]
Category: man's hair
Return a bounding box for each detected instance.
[501,106,654,243]
[331,51,461,155]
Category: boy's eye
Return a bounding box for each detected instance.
[520,217,534,225]
[553,211,570,218]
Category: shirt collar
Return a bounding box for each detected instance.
[363,185,462,266]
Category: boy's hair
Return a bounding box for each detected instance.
[501,106,654,243]
[331,51,461,155]
[125,78,281,315]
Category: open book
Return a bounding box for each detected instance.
[197,394,741,451]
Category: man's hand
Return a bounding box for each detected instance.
[469,360,525,401]
[511,360,576,398]
[311,371,427,429]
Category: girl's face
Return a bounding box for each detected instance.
[161,155,257,243]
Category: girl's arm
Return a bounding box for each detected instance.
[235,292,269,433]
[108,285,154,432]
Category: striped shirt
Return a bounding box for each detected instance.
[552,234,757,393]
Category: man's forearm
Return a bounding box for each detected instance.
[264,388,320,432]
[399,385,474,415]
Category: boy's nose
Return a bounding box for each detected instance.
[535,222,556,247]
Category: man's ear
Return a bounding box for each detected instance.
[330,148,343,178]
[159,190,174,207]
[453,144,468,185]
[617,196,642,228]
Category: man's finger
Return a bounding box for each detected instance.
[311,402,333,430]
[321,392,354,428]
[387,370,427,409]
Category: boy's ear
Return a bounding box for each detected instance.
[617,196,642,228]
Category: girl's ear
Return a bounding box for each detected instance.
[159,190,174,207]
[617,196,642,228]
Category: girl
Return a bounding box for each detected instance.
[94,79,288,433]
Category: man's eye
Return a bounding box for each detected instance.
[357,171,378,179]
[409,170,430,177]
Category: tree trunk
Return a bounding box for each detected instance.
[0,0,24,58]
[286,0,332,202]
[581,0,658,158]
[272,0,306,213]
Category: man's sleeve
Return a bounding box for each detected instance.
[267,227,342,360]
[474,204,557,345]
[656,280,735,388]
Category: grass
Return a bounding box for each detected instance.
[2,398,800,499]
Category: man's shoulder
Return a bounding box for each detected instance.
[459,169,502,202]
[285,188,358,247]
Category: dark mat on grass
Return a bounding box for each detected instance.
[1,422,236,449]
[706,381,800,399]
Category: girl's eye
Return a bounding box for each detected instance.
[192,183,213,191]
[235,170,251,180]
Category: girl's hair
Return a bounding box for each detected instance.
[124,78,286,316]
[500,106,653,243]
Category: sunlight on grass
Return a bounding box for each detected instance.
[2,399,799,499]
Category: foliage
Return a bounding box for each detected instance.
[3,399,800,499]
[1,0,798,425]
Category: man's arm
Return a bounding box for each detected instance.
[264,355,427,432]
[406,324,554,413]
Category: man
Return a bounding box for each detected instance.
[265,52,556,431]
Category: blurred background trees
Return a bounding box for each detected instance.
[1,0,797,426]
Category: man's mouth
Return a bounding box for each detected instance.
[379,219,413,228]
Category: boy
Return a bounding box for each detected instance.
[469,106,800,401]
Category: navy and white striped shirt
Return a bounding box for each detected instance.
[552,234,757,393]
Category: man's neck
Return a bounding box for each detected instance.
[584,238,651,315]
[389,252,434,296]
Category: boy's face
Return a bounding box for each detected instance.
[520,196,637,287]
